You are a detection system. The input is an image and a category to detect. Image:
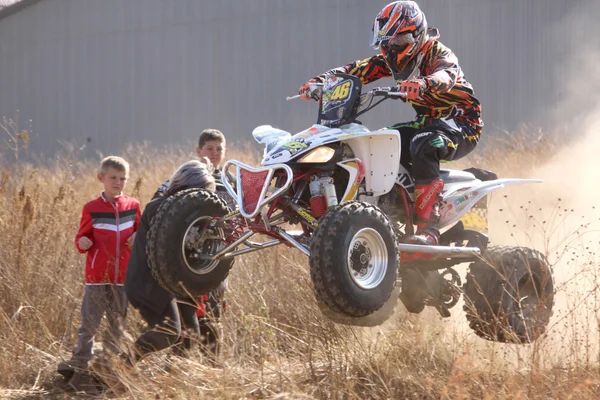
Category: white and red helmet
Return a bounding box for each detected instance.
[371,1,430,79]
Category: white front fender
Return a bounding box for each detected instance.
[439,178,542,229]
[344,130,401,196]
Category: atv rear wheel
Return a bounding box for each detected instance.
[463,246,554,344]
[309,201,399,318]
[147,188,233,299]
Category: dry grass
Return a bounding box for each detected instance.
[0,126,599,399]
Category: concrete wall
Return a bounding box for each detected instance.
[0,0,597,157]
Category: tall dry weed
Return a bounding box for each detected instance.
[1,31,599,393]
[0,135,598,399]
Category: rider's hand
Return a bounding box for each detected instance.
[78,236,93,251]
[399,78,426,100]
[299,77,323,101]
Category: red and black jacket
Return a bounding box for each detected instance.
[318,32,483,137]
[75,193,141,285]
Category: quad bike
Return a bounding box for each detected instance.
[147,73,554,344]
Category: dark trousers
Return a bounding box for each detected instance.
[133,299,200,359]
[390,117,479,183]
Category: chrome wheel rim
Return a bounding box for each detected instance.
[182,216,225,275]
[347,228,388,289]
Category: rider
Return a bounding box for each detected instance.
[299,1,482,246]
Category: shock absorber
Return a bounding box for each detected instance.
[309,174,338,218]
[309,175,327,218]
[322,176,338,207]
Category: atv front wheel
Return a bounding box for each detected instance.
[463,246,554,344]
[147,188,233,299]
[309,201,399,318]
[316,286,401,327]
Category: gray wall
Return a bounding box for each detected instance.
[0,0,598,158]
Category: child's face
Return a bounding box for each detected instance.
[98,167,128,198]
[196,140,225,168]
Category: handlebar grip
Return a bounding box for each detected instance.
[372,87,391,96]
[388,91,407,98]
[372,87,407,98]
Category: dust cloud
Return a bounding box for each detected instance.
[397,0,600,364]
[447,0,600,363]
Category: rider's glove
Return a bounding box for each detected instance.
[399,78,426,100]
[299,77,324,101]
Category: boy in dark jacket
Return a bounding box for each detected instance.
[125,160,217,361]
[58,156,141,378]
[152,128,231,356]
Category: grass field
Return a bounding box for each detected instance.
[1,117,600,399]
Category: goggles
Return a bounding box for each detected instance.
[380,32,416,53]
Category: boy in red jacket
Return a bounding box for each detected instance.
[58,156,141,379]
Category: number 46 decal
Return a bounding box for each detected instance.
[330,81,352,101]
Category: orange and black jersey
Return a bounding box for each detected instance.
[319,40,483,136]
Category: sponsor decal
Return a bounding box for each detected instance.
[297,208,318,227]
[324,75,341,89]
[429,136,444,148]
[460,210,487,231]
[329,81,352,101]
[295,126,327,139]
[411,131,433,142]
[282,139,309,155]
[321,79,354,115]
[453,190,479,206]
[224,209,240,218]
[418,181,443,210]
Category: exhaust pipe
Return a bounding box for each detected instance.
[398,243,481,258]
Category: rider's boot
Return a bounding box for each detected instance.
[405,179,444,246]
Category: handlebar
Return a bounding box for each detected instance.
[287,85,406,101]
[372,87,407,98]
[286,82,324,101]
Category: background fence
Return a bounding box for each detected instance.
[0,0,598,158]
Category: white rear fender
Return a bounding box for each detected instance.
[344,129,401,196]
[439,178,542,229]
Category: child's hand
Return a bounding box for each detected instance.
[199,156,213,168]
[127,232,137,248]
[78,236,93,251]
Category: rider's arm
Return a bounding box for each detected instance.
[320,55,392,85]
[420,42,460,93]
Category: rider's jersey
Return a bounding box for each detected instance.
[319,39,483,137]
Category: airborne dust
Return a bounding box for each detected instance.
[378,0,600,366]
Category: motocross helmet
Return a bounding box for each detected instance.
[370,1,429,80]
